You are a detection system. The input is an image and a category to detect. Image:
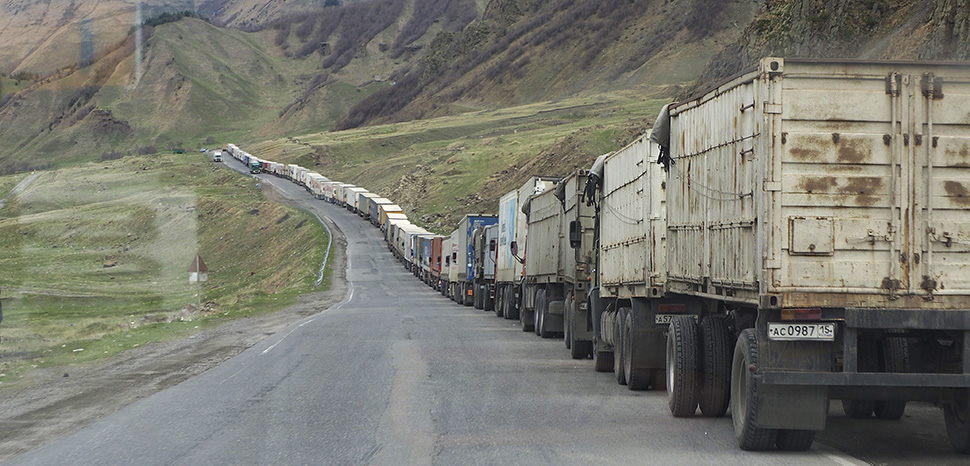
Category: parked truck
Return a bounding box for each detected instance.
[520,171,597,349]
[472,224,498,311]
[590,58,970,452]
[586,135,673,391]
[451,215,498,306]
[444,230,460,300]
[494,177,558,320]
[431,236,445,291]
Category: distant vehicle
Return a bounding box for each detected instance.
[172,148,186,154]
[210,150,223,162]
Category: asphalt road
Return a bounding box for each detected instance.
[5,162,968,465]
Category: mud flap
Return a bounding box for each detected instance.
[756,384,828,431]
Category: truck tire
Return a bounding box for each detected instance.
[775,429,815,451]
[505,287,518,320]
[944,389,970,453]
[624,312,650,390]
[593,344,614,372]
[699,316,732,417]
[731,328,777,451]
[532,290,546,336]
[521,290,534,332]
[666,316,698,416]
[874,335,909,420]
[564,297,573,349]
[474,283,484,310]
[484,287,494,312]
[494,286,503,317]
[841,337,878,418]
[615,308,628,385]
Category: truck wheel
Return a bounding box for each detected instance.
[564,297,573,349]
[775,429,815,451]
[494,286,503,317]
[944,389,970,453]
[521,290,534,332]
[841,337,878,418]
[699,316,732,417]
[593,341,614,372]
[666,315,698,416]
[474,284,484,310]
[624,312,650,390]
[731,328,777,450]
[532,290,545,336]
[505,288,518,320]
[874,335,909,420]
[484,287,494,312]
[615,309,628,385]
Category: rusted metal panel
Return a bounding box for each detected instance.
[599,135,665,298]
[666,58,970,309]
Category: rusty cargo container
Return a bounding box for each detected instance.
[655,58,970,452]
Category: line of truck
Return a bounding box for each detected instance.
[226,58,970,454]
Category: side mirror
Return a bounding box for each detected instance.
[569,220,581,249]
[510,241,518,256]
[489,239,496,252]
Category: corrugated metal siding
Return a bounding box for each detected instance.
[599,136,664,297]
[526,188,561,281]
[666,58,970,309]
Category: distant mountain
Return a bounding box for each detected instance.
[1,0,968,173]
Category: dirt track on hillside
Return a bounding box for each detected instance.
[0,185,349,463]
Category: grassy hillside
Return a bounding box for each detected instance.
[0,18,368,172]
[0,154,329,382]
[246,90,666,231]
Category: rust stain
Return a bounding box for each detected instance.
[944,181,970,206]
[840,177,884,206]
[790,147,821,161]
[801,176,837,193]
[837,138,871,163]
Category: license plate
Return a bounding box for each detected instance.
[655,314,698,325]
[767,323,835,341]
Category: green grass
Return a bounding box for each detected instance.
[0,154,329,385]
[247,91,665,232]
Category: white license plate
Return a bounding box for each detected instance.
[767,323,835,341]
[655,314,698,325]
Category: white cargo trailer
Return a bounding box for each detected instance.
[587,134,674,390]
[651,58,970,452]
[495,177,557,320]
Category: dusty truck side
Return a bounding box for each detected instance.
[587,135,678,389]
[495,177,557,320]
[520,171,596,342]
[654,58,970,452]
